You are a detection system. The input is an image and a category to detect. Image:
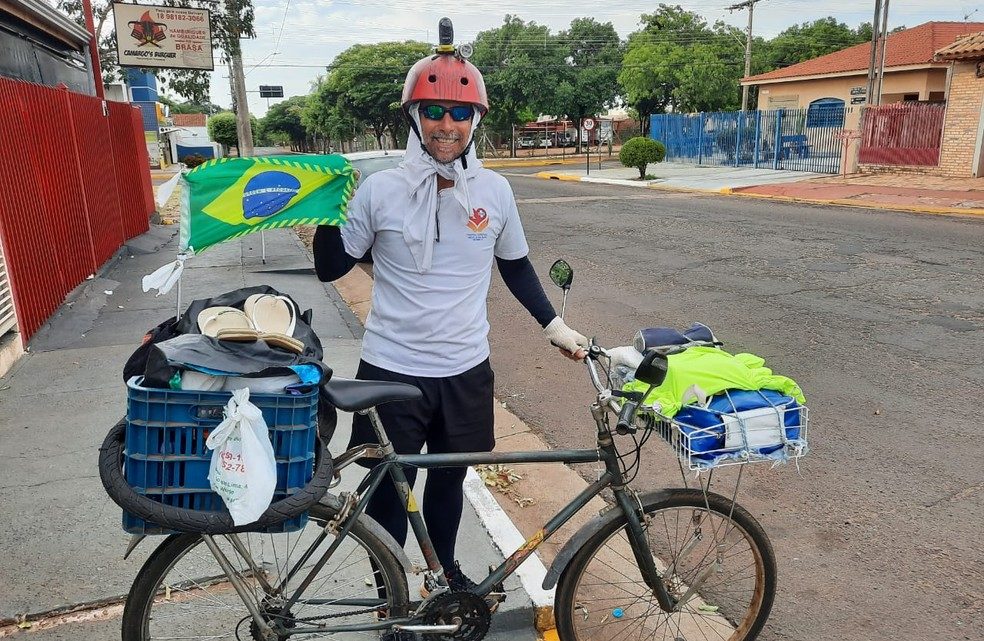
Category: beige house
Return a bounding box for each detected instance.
[741,22,983,115]
[934,32,984,177]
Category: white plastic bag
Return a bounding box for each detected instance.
[206,388,277,525]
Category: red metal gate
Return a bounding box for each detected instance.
[0,78,153,341]
[859,103,946,166]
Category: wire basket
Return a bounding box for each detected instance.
[642,389,809,471]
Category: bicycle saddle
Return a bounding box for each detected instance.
[321,377,422,412]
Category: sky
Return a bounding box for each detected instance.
[213,0,980,116]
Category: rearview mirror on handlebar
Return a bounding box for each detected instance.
[635,349,669,387]
[549,260,573,290]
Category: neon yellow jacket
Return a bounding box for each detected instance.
[623,347,806,418]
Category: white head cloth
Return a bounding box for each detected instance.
[398,105,482,273]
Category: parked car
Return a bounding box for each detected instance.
[342,149,406,262]
[343,149,406,188]
[517,136,536,149]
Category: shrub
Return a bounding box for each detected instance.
[180,153,208,168]
[619,137,666,179]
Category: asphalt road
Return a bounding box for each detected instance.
[486,175,984,641]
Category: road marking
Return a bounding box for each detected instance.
[462,467,556,625]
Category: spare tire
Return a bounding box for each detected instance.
[98,418,333,534]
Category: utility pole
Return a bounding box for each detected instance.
[226,0,254,157]
[875,0,891,105]
[728,0,762,112]
[865,0,882,105]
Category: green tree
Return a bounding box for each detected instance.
[208,111,257,155]
[58,0,254,103]
[469,16,566,145]
[322,41,432,148]
[619,136,666,179]
[262,96,310,151]
[303,77,361,153]
[620,5,743,117]
[159,95,222,115]
[552,18,623,148]
[758,18,875,71]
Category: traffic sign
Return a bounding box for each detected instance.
[583,118,596,131]
[259,85,284,98]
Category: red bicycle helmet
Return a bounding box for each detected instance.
[402,54,488,115]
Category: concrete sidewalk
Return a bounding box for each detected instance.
[535,162,984,216]
[536,163,822,191]
[730,174,984,215]
[0,225,535,639]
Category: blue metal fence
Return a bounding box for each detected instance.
[651,107,854,174]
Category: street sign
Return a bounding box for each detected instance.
[114,3,213,71]
[583,118,596,131]
[259,85,284,98]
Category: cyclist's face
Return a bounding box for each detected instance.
[419,101,472,164]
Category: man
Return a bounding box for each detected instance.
[314,34,587,591]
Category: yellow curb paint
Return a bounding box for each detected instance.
[539,626,560,641]
[483,157,589,169]
[534,172,583,181]
[727,189,984,218]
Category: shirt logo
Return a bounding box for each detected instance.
[467,207,489,232]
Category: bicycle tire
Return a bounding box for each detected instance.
[555,488,776,641]
[121,501,411,641]
[98,418,333,534]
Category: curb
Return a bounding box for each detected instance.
[722,187,984,217]
[325,264,564,638]
[534,171,582,182]
[483,157,598,169]
[531,171,984,217]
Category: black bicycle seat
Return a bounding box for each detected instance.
[321,377,422,412]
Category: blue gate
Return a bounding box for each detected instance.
[651,106,853,174]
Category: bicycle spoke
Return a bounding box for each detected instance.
[561,499,773,641]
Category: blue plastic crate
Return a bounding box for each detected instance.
[122,377,318,535]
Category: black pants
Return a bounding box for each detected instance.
[349,358,495,571]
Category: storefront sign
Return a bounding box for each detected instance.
[114,3,213,70]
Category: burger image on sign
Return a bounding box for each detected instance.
[128,11,167,47]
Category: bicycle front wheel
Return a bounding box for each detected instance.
[122,501,410,641]
[555,489,776,641]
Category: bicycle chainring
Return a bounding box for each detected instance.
[416,591,491,641]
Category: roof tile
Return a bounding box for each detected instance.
[172,113,207,127]
[744,21,984,84]
[935,31,984,60]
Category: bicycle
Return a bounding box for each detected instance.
[100,261,780,641]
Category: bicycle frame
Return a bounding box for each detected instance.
[208,350,677,636]
[262,394,676,635]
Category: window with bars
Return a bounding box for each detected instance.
[806,98,846,128]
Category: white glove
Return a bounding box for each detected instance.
[543,317,588,355]
[607,345,643,371]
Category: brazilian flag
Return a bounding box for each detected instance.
[180,155,355,254]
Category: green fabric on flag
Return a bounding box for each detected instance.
[179,155,355,254]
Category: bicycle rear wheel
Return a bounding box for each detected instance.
[122,501,410,640]
[555,489,776,641]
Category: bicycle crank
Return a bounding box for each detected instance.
[404,591,491,641]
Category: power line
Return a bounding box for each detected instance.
[726,0,764,112]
